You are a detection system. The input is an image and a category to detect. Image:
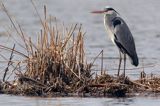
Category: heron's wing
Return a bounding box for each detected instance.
[110,17,136,57]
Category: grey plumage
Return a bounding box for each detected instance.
[110,17,138,66]
[92,6,139,76]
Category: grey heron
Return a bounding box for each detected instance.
[91,6,139,77]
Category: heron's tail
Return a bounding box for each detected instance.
[129,53,139,66]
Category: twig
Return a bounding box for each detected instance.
[1,3,27,50]
[101,50,103,75]
[6,62,21,81]
[90,50,104,68]
[0,44,28,58]
[30,0,43,26]
[131,80,151,89]
[1,3,20,36]
[3,44,15,82]
[18,75,47,87]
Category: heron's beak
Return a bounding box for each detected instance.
[91,10,106,14]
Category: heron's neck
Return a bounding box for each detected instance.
[104,16,112,30]
[103,13,117,43]
[104,12,117,27]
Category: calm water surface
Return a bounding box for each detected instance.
[0,0,160,106]
[0,94,160,106]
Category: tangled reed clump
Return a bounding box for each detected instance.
[17,23,92,96]
[0,4,93,96]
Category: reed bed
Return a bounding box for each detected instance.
[0,4,94,96]
[0,3,160,97]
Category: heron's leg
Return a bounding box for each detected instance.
[123,54,126,77]
[117,50,122,76]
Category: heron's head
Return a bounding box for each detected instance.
[91,6,119,16]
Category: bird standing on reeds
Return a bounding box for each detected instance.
[91,6,139,77]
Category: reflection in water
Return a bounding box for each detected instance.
[111,98,134,106]
[1,94,160,106]
[0,95,134,106]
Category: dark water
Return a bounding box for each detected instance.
[0,0,160,105]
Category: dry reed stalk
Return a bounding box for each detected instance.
[3,44,15,82]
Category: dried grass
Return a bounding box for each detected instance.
[0,4,93,96]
